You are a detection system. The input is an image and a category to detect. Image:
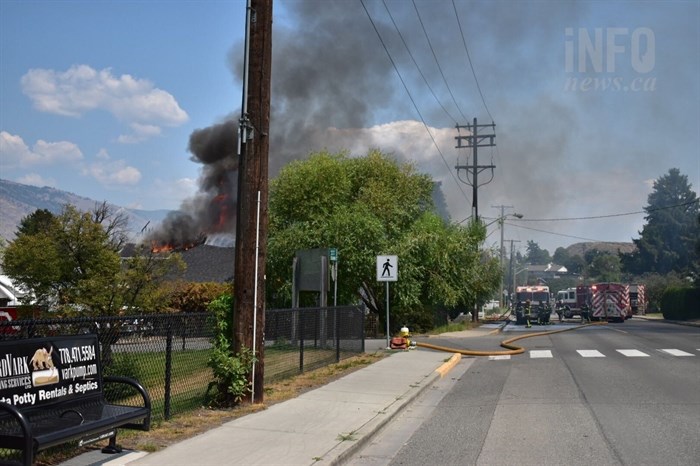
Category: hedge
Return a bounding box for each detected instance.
[661,287,700,320]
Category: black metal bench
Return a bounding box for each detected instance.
[0,334,151,466]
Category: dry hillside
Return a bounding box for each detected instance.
[565,241,636,257]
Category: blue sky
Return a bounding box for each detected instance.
[1,0,698,254]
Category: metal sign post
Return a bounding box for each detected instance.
[330,248,338,308]
[377,255,398,349]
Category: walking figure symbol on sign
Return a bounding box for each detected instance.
[382,259,393,277]
[376,255,397,282]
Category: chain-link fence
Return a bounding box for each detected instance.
[265,306,365,381]
[0,306,365,424]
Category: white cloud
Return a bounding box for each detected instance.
[0,131,83,168]
[84,151,141,186]
[117,123,162,144]
[20,65,188,141]
[16,173,56,188]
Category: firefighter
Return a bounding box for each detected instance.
[537,301,545,325]
[581,303,591,322]
[524,299,532,328]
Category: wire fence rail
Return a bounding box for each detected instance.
[0,306,365,425]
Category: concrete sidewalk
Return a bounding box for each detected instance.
[66,348,460,466]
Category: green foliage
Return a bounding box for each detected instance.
[586,253,622,282]
[622,168,699,276]
[167,282,231,312]
[661,287,700,320]
[1,204,184,315]
[206,293,256,406]
[17,208,57,236]
[525,240,551,265]
[640,272,689,312]
[266,149,499,332]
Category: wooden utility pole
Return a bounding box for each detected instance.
[492,205,514,309]
[454,118,496,221]
[455,117,496,322]
[234,0,272,404]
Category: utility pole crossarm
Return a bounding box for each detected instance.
[453,117,497,323]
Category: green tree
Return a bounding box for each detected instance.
[622,168,699,276]
[587,253,622,282]
[1,204,184,315]
[16,208,57,236]
[525,240,551,265]
[266,149,497,331]
[552,247,570,266]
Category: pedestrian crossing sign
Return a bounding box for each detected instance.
[377,255,398,282]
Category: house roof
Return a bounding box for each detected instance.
[121,243,235,283]
[177,245,234,283]
[526,263,568,273]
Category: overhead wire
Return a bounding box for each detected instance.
[382,0,458,124]
[360,0,471,202]
[451,0,494,123]
[412,0,468,123]
[504,222,608,243]
[508,199,700,222]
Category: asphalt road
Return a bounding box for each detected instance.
[348,319,700,466]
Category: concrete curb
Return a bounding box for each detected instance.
[321,353,462,466]
[435,353,461,377]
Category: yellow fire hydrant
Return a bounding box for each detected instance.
[400,325,416,349]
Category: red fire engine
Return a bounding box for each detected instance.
[590,283,630,322]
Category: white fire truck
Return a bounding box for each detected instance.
[590,283,630,322]
[515,285,551,306]
[555,285,593,318]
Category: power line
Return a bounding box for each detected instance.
[412,0,468,123]
[382,0,458,124]
[360,0,470,202]
[508,199,700,222]
[451,0,494,123]
[504,222,607,243]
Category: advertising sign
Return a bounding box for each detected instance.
[0,335,101,409]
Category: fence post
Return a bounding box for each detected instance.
[335,306,340,363]
[299,310,304,374]
[164,319,173,420]
[360,307,365,353]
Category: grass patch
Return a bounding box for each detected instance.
[428,321,472,334]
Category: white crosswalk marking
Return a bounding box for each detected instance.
[577,350,605,358]
[485,348,699,361]
[659,349,695,357]
[616,349,649,357]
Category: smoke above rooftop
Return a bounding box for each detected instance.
[145,0,697,252]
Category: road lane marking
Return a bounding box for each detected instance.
[488,355,511,360]
[577,350,605,357]
[616,349,649,357]
[659,349,695,357]
[530,350,553,358]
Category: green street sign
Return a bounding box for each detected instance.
[329,248,338,262]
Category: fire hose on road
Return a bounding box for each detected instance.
[415,321,608,357]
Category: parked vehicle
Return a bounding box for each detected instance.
[628,284,646,315]
[590,283,630,322]
[555,285,593,318]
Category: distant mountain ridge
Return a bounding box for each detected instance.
[0,179,635,258]
[0,179,171,243]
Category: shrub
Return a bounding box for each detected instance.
[661,287,700,320]
[205,293,256,407]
